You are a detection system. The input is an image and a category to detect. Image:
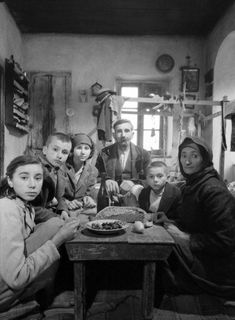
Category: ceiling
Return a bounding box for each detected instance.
[5,0,235,36]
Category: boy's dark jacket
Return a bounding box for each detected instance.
[138,182,181,219]
[32,153,72,222]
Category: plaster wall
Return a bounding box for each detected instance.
[213,32,235,182]
[23,34,205,160]
[205,2,235,70]
[0,4,28,172]
[206,3,235,180]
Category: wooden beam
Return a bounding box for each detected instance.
[123,96,222,106]
[204,111,221,121]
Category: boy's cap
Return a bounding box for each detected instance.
[72,134,92,148]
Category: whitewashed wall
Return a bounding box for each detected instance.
[23,34,205,163]
[206,2,235,181]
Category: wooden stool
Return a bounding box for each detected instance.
[0,300,42,320]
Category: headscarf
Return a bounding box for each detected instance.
[178,136,214,179]
[71,133,95,159]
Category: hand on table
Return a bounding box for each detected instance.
[152,212,168,225]
[51,218,80,247]
[105,179,119,194]
[61,210,70,221]
[165,223,190,241]
[61,210,82,220]
[83,196,96,208]
[65,199,83,210]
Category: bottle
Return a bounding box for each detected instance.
[97,173,110,212]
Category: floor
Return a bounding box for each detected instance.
[40,290,235,320]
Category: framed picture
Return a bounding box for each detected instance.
[185,94,196,109]
[181,67,200,92]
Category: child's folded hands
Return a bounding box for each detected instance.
[65,199,83,210]
[83,196,96,208]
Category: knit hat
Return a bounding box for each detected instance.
[71,134,93,148]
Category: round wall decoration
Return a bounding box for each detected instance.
[156,54,175,73]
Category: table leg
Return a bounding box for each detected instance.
[74,262,86,320]
[142,262,156,320]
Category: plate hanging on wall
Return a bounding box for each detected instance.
[156,54,175,73]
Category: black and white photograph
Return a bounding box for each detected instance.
[0,1,235,319]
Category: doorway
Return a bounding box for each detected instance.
[28,72,71,154]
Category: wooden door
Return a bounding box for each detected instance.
[28,72,71,153]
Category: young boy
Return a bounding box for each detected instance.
[36,132,72,220]
[138,161,181,223]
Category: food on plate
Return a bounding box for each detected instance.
[90,220,125,230]
[133,221,144,233]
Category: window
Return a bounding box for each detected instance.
[117,80,169,155]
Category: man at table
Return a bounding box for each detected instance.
[96,118,151,205]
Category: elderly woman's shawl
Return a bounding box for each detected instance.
[164,136,235,299]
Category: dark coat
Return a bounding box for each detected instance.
[63,161,98,202]
[165,137,235,299]
[36,153,72,213]
[138,182,181,220]
[96,142,151,184]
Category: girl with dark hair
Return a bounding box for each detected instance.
[62,133,98,215]
[0,155,80,312]
[159,136,235,302]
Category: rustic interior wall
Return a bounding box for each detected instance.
[214,31,235,182]
[206,2,235,179]
[23,34,205,164]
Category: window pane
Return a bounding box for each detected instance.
[143,130,160,151]
[144,114,160,130]
[121,87,138,112]
[121,113,137,129]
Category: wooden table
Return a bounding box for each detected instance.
[66,224,174,320]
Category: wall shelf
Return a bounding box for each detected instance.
[5,56,30,134]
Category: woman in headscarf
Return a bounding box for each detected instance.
[160,136,235,300]
[60,133,98,215]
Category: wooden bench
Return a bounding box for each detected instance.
[0,300,42,320]
[43,307,74,320]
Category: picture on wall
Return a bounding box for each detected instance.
[181,67,200,92]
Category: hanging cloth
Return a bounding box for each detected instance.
[96,89,116,142]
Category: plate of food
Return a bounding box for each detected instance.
[86,219,129,235]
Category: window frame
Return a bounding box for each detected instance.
[116,79,169,155]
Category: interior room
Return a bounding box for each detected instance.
[1,1,235,319]
[1,0,235,181]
